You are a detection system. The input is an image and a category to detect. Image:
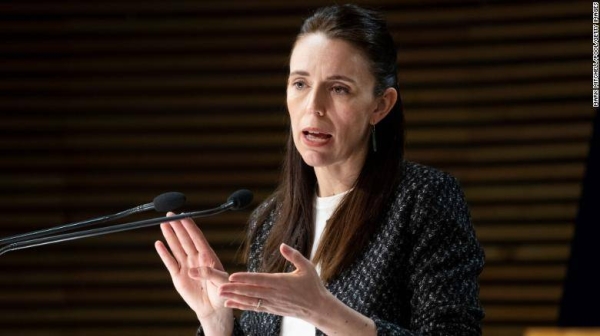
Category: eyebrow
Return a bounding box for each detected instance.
[289,70,310,77]
[288,71,356,84]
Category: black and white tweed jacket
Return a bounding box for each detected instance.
[199,161,485,335]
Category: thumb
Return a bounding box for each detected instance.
[189,266,229,286]
[280,243,311,271]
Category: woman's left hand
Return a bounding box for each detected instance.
[218,243,329,323]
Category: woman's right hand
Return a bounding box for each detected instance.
[155,213,233,335]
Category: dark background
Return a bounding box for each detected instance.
[0,1,593,335]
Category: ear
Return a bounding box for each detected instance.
[371,87,398,125]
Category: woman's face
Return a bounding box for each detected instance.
[287,33,381,169]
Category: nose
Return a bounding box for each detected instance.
[306,85,326,117]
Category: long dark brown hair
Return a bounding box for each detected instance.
[246,4,405,283]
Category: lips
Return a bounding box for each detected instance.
[301,128,332,146]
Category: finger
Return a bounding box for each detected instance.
[180,217,224,270]
[279,243,311,271]
[159,221,186,262]
[154,240,180,277]
[228,272,282,287]
[224,299,274,313]
[221,293,266,312]
[168,216,198,256]
[189,266,229,286]
[219,282,273,299]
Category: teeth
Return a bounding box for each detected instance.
[305,132,330,142]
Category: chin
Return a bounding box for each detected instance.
[300,151,331,168]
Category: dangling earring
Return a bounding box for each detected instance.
[371,124,377,153]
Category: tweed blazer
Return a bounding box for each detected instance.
[198,161,485,335]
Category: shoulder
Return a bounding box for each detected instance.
[248,194,278,224]
[246,193,279,241]
[400,160,461,192]
[247,189,282,227]
[388,161,470,230]
[392,161,465,205]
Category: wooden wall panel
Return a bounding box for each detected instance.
[0,1,593,335]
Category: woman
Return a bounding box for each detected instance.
[155,4,485,336]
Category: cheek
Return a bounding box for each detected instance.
[287,95,307,130]
[286,110,302,146]
[287,94,299,116]
[337,108,370,133]
[287,109,299,133]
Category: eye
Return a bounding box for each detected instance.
[292,81,307,90]
[332,86,350,95]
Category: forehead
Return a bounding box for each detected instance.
[289,33,373,80]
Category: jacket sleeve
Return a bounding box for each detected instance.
[373,175,485,335]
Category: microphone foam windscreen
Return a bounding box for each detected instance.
[228,189,253,210]
[153,192,187,212]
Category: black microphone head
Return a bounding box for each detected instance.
[153,192,187,212]
[227,189,253,210]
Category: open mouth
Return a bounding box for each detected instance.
[303,130,332,143]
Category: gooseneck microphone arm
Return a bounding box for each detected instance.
[0,204,149,246]
[0,192,186,246]
[0,189,253,257]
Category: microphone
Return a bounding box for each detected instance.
[227,189,254,210]
[0,191,186,246]
[153,192,187,212]
[0,189,253,256]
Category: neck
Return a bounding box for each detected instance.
[313,151,366,197]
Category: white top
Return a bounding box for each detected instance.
[280,190,349,336]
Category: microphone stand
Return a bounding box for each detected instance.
[0,200,235,256]
[0,203,154,246]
